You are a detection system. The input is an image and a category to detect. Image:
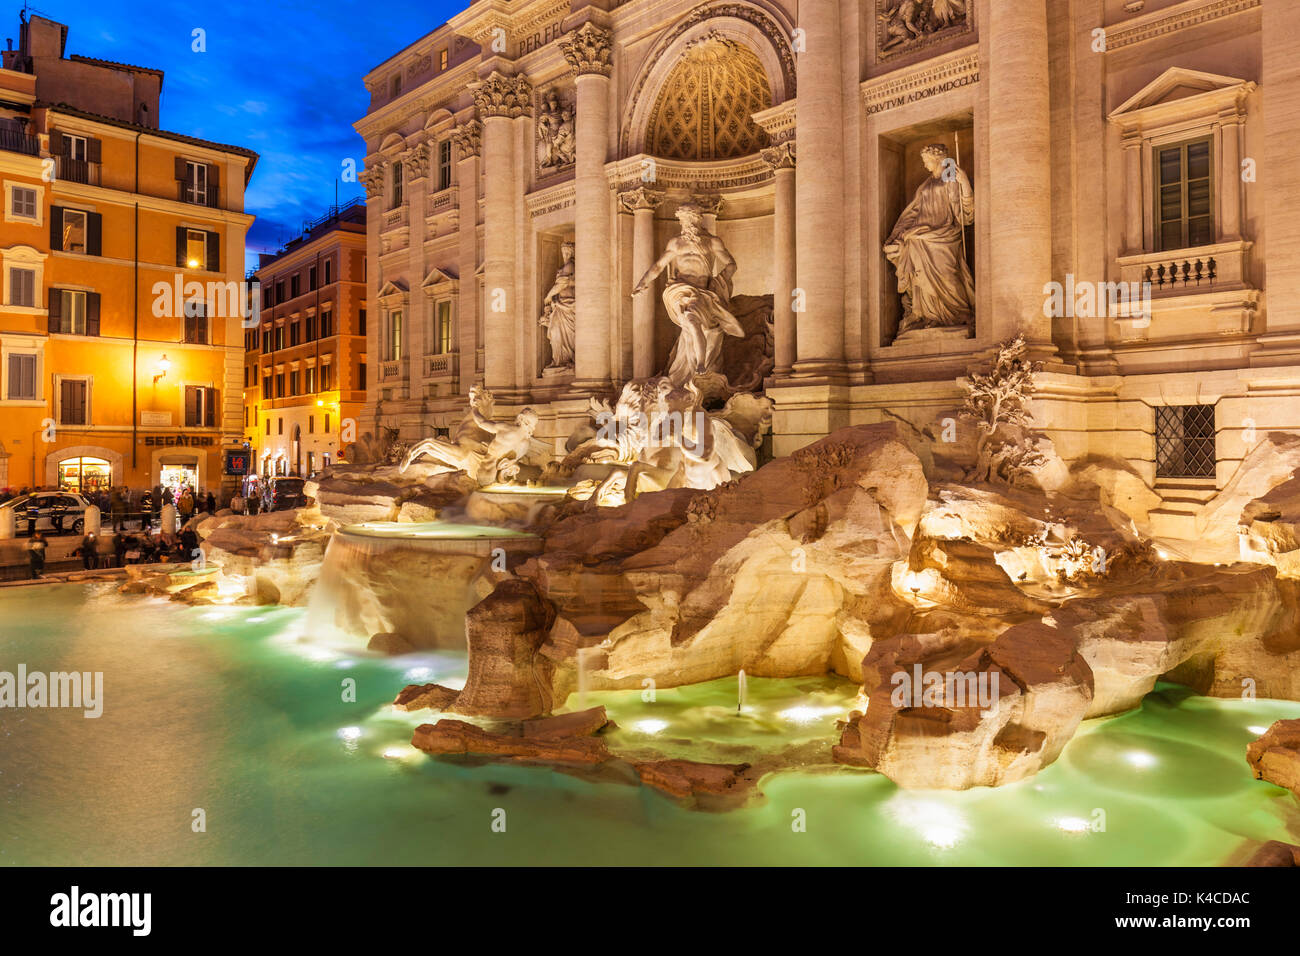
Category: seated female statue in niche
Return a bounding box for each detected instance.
[884,142,975,339]
[539,240,576,370]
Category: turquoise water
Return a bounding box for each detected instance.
[1,583,1298,866]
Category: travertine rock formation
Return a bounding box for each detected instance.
[1246,719,1300,799]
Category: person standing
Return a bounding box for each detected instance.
[76,531,98,570]
[110,486,126,532]
[26,531,47,579]
[25,497,38,536]
[139,487,154,530]
[179,487,195,521]
[205,490,216,514]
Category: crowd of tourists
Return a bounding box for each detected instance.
[11,483,218,580]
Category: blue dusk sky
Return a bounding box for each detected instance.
[12,0,463,268]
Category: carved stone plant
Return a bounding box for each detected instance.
[960,334,1044,486]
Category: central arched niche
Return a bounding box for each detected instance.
[645,33,772,161]
[621,4,796,159]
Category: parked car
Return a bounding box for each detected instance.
[264,477,307,512]
[2,491,94,535]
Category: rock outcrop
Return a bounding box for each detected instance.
[1246,719,1300,799]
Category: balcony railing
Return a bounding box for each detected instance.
[1117,240,1252,298]
[181,183,221,208]
[423,352,458,380]
[379,359,407,383]
[1143,257,1216,290]
[57,156,100,185]
[0,127,39,156]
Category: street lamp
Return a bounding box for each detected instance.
[153,355,171,384]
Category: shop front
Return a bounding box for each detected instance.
[57,456,113,494]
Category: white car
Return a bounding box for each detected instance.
[3,491,95,535]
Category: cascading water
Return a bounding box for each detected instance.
[303,520,542,651]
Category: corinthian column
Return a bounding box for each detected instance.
[986,0,1054,350]
[619,185,664,379]
[762,141,797,374]
[793,0,845,377]
[560,22,614,393]
[471,72,531,395]
[452,120,482,384]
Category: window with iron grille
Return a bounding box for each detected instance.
[1155,404,1216,478]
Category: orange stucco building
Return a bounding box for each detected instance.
[0,14,257,499]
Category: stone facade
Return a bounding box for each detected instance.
[355,0,1296,541]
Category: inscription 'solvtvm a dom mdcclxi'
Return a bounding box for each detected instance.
[356,0,1297,537]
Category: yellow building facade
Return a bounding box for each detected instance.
[0,15,256,499]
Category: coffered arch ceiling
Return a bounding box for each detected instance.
[645,34,772,161]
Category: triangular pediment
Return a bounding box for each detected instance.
[376,279,408,299]
[422,266,459,288]
[1111,67,1253,118]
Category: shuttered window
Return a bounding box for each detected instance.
[8,267,35,307]
[48,289,100,336]
[59,378,88,425]
[184,386,217,427]
[6,353,36,400]
[1155,137,1214,252]
[10,186,36,219]
[183,301,208,343]
[437,140,452,190]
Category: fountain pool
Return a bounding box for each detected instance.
[2,583,1297,866]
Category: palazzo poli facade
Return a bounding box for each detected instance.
[356,0,1298,539]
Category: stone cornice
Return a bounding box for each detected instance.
[470,71,534,118]
[1105,0,1261,52]
[559,22,613,77]
[751,100,796,144]
[861,46,979,116]
[608,153,772,194]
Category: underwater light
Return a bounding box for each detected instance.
[1056,817,1091,833]
[779,705,843,724]
[635,719,669,734]
[1125,750,1156,768]
[337,727,362,741]
[1247,725,1269,735]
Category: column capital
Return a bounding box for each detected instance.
[451,119,482,160]
[559,22,613,77]
[760,141,796,171]
[617,185,664,213]
[358,164,385,199]
[403,142,431,181]
[692,193,724,218]
[470,71,534,118]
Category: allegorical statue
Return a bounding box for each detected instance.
[632,202,744,387]
[884,142,975,338]
[539,241,576,370]
[537,90,575,170]
[400,385,539,485]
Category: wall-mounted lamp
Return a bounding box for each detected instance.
[154,354,171,384]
